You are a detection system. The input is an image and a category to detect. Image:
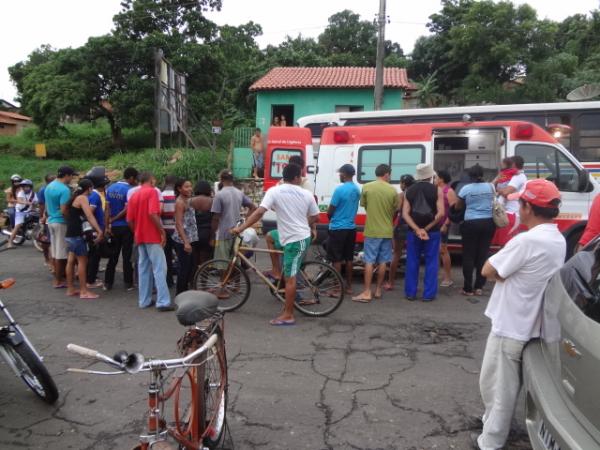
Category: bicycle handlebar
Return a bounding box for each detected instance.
[67,333,219,375]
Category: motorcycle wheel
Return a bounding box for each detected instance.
[0,341,59,404]
[32,224,44,252]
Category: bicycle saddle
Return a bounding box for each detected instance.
[174,291,219,326]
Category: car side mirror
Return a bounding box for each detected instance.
[578,169,591,192]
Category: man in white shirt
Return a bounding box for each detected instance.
[232,163,319,326]
[495,155,528,245]
[474,179,566,450]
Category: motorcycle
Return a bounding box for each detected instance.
[0,278,59,404]
[0,208,44,252]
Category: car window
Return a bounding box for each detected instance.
[269,149,302,179]
[515,144,580,192]
[357,145,425,184]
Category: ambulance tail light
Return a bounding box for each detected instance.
[515,124,534,139]
[333,130,350,143]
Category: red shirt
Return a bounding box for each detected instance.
[580,193,600,246]
[127,185,162,244]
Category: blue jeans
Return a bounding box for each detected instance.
[138,243,171,308]
[405,230,441,300]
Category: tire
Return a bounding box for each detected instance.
[293,260,345,317]
[32,224,44,252]
[193,259,251,312]
[1,341,59,404]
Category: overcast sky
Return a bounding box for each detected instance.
[1,0,599,104]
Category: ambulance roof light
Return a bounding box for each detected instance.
[333,130,350,143]
[515,123,534,139]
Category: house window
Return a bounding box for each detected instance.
[271,105,294,126]
[269,148,302,179]
[357,145,425,184]
[335,105,364,112]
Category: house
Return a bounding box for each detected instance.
[0,99,19,112]
[249,66,416,129]
[0,111,32,136]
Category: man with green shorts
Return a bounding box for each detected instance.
[232,163,319,326]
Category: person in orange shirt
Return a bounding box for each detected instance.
[578,192,600,251]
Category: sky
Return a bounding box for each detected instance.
[1,0,599,104]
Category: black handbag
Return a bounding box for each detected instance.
[448,204,465,224]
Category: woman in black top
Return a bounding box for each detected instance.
[192,180,214,271]
[65,179,103,299]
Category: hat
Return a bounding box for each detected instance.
[85,167,109,188]
[515,179,561,208]
[415,163,435,180]
[338,164,356,176]
[19,179,33,187]
[58,166,78,177]
[10,174,22,182]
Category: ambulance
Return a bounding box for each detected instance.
[263,120,599,258]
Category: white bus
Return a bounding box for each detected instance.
[297,101,600,177]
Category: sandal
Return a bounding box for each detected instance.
[440,280,454,287]
[80,292,99,299]
[461,290,474,297]
[474,289,484,296]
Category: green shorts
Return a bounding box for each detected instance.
[267,230,283,250]
[283,237,311,278]
[215,239,234,261]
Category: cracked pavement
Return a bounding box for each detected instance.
[0,246,531,449]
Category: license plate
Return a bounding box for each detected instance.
[538,420,562,450]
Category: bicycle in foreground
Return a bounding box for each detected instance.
[0,278,59,404]
[193,229,345,317]
[68,291,228,450]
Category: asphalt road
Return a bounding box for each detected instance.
[0,244,532,450]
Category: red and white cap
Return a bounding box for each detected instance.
[515,179,561,208]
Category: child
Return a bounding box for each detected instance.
[8,179,37,248]
[493,158,518,205]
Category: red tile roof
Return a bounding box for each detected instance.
[249,67,416,92]
[0,111,31,122]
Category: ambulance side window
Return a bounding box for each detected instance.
[357,145,425,184]
[270,149,302,179]
[515,144,580,192]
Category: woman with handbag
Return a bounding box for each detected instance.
[456,165,496,296]
[65,179,103,299]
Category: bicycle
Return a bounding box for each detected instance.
[193,229,345,317]
[0,278,59,404]
[67,291,228,450]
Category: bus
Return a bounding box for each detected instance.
[296,101,600,177]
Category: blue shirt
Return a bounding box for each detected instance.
[459,182,494,221]
[37,186,46,205]
[106,181,132,227]
[89,190,105,231]
[329,182,360,230]
[45,179,71,224]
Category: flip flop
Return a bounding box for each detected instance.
[461,290,474,297]
[80,293,100,299]
[352,295,373,303]
[383,283,394,291]
[66,291,80,297]
[53,284,67,289]
[269,318,295,326]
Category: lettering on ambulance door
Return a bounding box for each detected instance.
[357,145,425,184]
[270,148,302,180]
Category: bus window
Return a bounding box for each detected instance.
[516,144,580,192]
[576,113,600,162]
[269,149,302,179]
[357,145,425,184]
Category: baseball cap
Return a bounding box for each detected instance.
[58,166,78,177]
[516,179,561,208]
[338,164,356,176]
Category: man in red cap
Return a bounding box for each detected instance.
[473,179,566,450]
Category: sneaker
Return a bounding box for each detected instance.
[103,284,113,291]
[157,304,177,312]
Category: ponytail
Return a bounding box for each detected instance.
[67,178,93,209]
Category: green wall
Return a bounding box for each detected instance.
[255,88,404,129]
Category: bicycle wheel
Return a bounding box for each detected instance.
[32,224,44,252]
[193,259,251,312]
[294,260,345,317]
[0,341,59,404]
[199,328,227,449]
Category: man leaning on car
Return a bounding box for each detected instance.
[473,179,566,450]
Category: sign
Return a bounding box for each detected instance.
[212,126,222,135]
[34,143,46,158]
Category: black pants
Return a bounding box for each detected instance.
[460,218,496,292]
[87,243,101,284]
[174,241,194,295]
[104,226,134,288]
[164,233,175,288]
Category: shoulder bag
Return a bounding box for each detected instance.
[490,183,509,228]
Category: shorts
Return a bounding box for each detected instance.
[267,230,283,250]
[65,236,88,257]
[363,237,393,264]
[14,212,27,226]
[327,229,356,262]
[283,237,311,278]
[215,239,235,261]
[48,223,68,260]
[393,224,409,241]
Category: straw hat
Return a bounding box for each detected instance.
[415,163,435,180]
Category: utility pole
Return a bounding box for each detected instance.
[154,48,163,150]
[373,0,386,110]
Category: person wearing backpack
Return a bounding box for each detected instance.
[402,164,444,301]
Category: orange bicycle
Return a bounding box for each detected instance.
[67,292,228,450]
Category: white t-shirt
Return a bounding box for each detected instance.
[504,172,527,214]
[260,183,319,245]
[16,190,37,214]
[127,185,163,202]
[485,223,566,341]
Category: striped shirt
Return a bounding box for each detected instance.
[161,188,176,232]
